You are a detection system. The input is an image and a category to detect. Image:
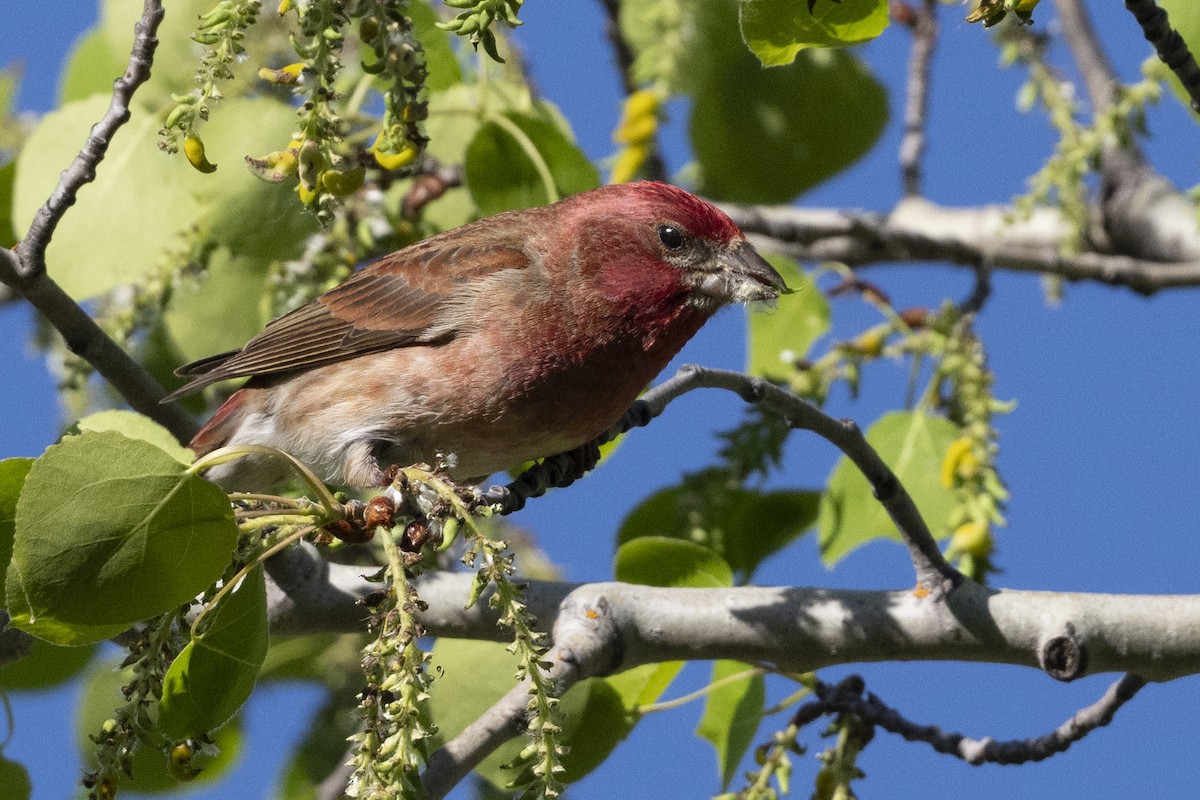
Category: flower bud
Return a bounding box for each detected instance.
[183,134,217,173]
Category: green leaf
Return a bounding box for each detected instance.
[618,485,818,581]
[1159,1,1200,114]
[63,0,239,108]
[0,755,30,800]
[739,0,890,65]
[162,246,273,365]
[159,565,269,739]
[696,660,766,789]
[726,489,821,579]
[77,657,242,792]
[59,29,127,104]
[465,111,600,215]
[690,38,887,203]
[12,95,311,300]
[0,458,32,578]
[13,97,198,298]
[0,161,17,250]
[410,0,462,92]
[0,636,98,692]
[72,410,194,464]
[614,536,734,588]
[427,639,636,788]
[817,410,958,564]
[6,431,237,644]
[748,254,830,379]
[601,661,685,712]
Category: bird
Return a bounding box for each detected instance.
[165,181,787,490]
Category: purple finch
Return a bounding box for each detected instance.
[165,181,786,489]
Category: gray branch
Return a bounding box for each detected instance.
[720,198,1200,294]
[268,562,1200,683]
[899,0,939,197]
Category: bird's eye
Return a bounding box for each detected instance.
[658,224,685,251]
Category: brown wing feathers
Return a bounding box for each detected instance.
[162,231,532,402]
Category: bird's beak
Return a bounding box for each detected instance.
[696,239,790,304]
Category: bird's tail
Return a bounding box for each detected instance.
[189,388,250,456]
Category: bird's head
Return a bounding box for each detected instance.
[560,181,789,314]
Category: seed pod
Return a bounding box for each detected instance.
[183,134,217,173]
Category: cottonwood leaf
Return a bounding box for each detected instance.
[818,410,958,564]
[158,565,268,739]
[740,0,889,65]
[748,254,830,379]
[696,660,766,789]
[465,111,599,215]
[6,431,237,644]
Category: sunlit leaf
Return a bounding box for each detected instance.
[740,0,890,65]
[818,411,958,564]
[747,254,830,379]
[6,431,237,644]
[465,111,599,215]
[615,536,734,588]
[696,660,765,789]
[158,565,269,739]
[72,410,194,465]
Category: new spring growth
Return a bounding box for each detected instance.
[438,0,525,63]
[966,0,1041,27]
[611,88,663,184]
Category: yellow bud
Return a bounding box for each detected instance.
[297,180,319,205]
[320,166,366,196]
[940,437,974,490]
[625,89,661,120]
[258,62,305,85]
[183,134,217,173]
[614,89,661,145]
[244,148,298,182]
[615,114,658,146]
[277,0,293,13]
[609,144,648,184]
[851,328,886,358]
[949,520,992,558]
[372,142,418,171]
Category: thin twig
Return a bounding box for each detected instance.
[796,672,1147,765]
[1052,0,1122,117]
[1124,0,1200,113]
[15,0,163,278]
[899,0,938,197]
[481,364,961,591]
[597,0,667,182]
[0,0,196,445]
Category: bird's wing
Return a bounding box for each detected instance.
[164,228,531,399]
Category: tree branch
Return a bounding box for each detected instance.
[480,364,960,591]
[1124,0,1200,113]
[266,558,1200,683]
[1052,0,1200,262]
[420,591,621,799]
[899,0,938,197]
[721,197,1200,293]
[15,0,163,278]
[0,0,197,445]
[794,671,1146,765]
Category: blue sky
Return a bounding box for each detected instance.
[3,2,1200,799]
